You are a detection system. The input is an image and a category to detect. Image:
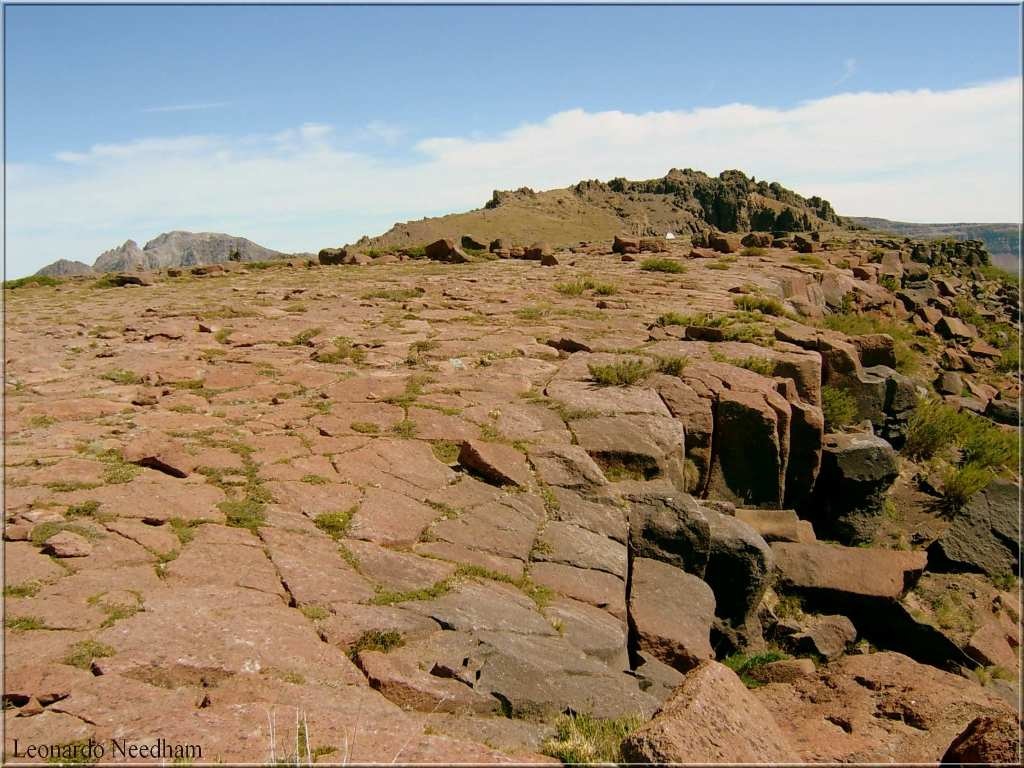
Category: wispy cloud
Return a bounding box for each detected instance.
[833,58,858,86]
[141,101,230,113]
[9,78,1021,276]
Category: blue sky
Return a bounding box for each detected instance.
[4,3,1022,276]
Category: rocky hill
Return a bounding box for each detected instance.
[358,168,846,252]
[34,258,93,277]
[37,231,284,276]
[4,197,1020,763]
[849,218,1019,268]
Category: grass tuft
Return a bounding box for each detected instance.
[541,713,646,764]
[640,258,685,274]
[588,359,650,386]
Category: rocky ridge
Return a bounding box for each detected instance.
[4,219,1020,763]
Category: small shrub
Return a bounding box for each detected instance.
[821,386,859,431]
[740,247,766,258]
[588,359,650,386]
[6,616,46,631]
[300,604,330,621]
[361,287,423,302]
[791,253,825,267]
[350,421,380,434]
[723,649,790,688]
[904,400,963,461]
[732,356,775,376]
[654,355,689,376]
[431,440,461,464]
[640,258,685,274]
[879,274,900,291]
[941,464,994,512]
[348,629,405,660]
[314,508,355,539]
[541,713,646,764]
[4,582,42,598]
[593,282,618,296]
[733,294,786,316]
[313,337,366,365]
[219,499,266,531]
[390,419,418,439]
[64,640,115,669]
[100,369,142,385]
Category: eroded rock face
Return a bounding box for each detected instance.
[622,660,799,763]
[756,652,1015,764]
[7,224,1016,762]
[809,432,899,544]
[928,480,1020,577]
[941,715,1022,765]
[627,557,715,672]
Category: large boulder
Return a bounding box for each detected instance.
[318,247,348,265]
[612,235,640,255]
[626,492,711,576]
[941,715,1022,765]
[424,238,469,263]
[703,511,774,626]
[772,542,927,600]
[627,558,715,672]
[741,232,773,248]
[756,652,1015,763]
[928,479,1020,577]
[622,660,799,763]
[709,233,741,254]
[808,432,899,544]
[524,242,552,260]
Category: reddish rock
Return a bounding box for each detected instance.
[936,315,979,340]
[612,235,640,254]
[122,434,195,478]
[627,557,715,671]
[524,242,552,260]
[622,660,798,763]
[458,440,532,488]
[42,531,93,558]
[772,542,926,599]
[941,715,1022,765]
[709,233,741,253]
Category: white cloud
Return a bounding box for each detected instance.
[6,78,1021,276]
[141,102,230,113]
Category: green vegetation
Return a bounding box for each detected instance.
[347,629,405,660]
[3,274,61,290]
[361,287,423,302]
[790,253,824,267]
[219,499,266,531]
[314,508,356,540]
[740,247,766,258]
[733,294,786,316]
[723,649,791,688]
[299,604,330,621]
[903,399,1018,510]
[431,439,461,464]
[63,640,115,669]
[100,368,142,385]
[588,359,650,386]
[879,274,900,291]
[821,385,859,431]
[369,579,452,605]
[820,309,925,376]
[313,336,366,365]
[4,582,42,598]
[350,421,380,434]
[6,616,46,631]
[390,419,418,439]
[540,713,646,764]
[654,355,689,376]
[288,327,322,346]
[640,258,685,274]
[712,353,775,376]
[554,276,618,296]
